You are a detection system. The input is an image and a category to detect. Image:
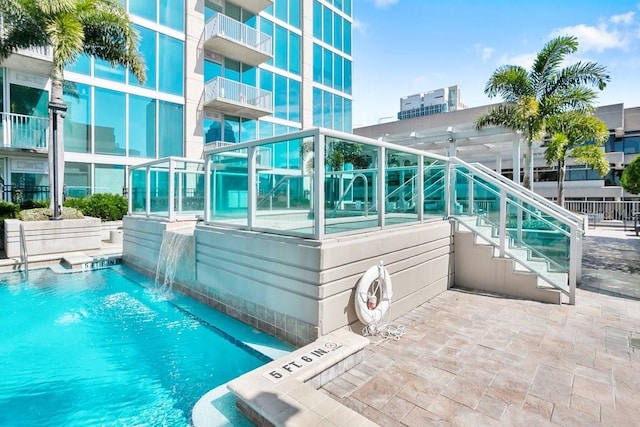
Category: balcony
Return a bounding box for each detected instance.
[226,0,273,15]
[0,112,49,150]
[204,14,272,67]
[204,77,273,119]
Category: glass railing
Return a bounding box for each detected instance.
[450,159,580,303]
[128,157,205,221]
[203,129,451,239]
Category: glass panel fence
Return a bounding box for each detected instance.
[385,148,419,226]
[210,147,249,226]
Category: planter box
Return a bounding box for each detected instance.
[4,217,102,258]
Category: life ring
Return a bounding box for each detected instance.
[355,261,393,327]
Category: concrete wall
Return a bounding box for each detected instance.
[453,230,561,304]
[4,217,101,258]
[122,216,197,284]
[193,220,453,346]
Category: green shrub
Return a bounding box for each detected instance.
[64,193,128,222]
[19,200,49,210]
[0,201,20,220]
[17,207,84,221]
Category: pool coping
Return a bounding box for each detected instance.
[193,329,373,426]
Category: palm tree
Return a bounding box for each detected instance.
[544,110,609,206]
[0,0,145,217]
[475,35,609,190]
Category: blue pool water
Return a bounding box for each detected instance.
[0,265,291,426]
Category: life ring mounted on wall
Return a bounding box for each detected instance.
[355,261,393,331]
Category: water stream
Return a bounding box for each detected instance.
[154,230,193,297]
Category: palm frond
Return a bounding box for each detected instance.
[531,35,578,89]
[484,65,533,101]
[46,12,85,70]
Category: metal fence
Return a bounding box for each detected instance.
[564,200,640,221]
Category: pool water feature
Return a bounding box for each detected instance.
[0,265,291,427]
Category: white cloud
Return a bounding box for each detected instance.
[498,53,537,69]
[551,23,627,52]
[370,0,399,9]
[475,45,494,61]
[610,11,635,24]
[352,19,365,34]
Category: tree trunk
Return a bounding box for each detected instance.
[557,160,566,207]
[522,145,532,190]
[48,67,66,213]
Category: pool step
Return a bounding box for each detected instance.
[49,253,121,274]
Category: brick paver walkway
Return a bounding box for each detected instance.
[320,227,640,425]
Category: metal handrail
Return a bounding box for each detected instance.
[19,223,29,280]
[470,161,584,230]
[330,172,369,217]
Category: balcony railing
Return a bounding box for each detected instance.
[204,13,272,66]
[204,76,273,119]
[1,112,49,150]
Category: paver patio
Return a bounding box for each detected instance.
[321,226,640,426]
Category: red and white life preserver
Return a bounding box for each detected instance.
[355,262,393,327]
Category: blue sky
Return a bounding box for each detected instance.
[352,0,640,127]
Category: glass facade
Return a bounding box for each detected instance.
[1,0,352,198]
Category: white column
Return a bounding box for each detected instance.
[512,137,521,185]
[184,0,205,159]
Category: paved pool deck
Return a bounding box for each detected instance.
[320,225,640,426]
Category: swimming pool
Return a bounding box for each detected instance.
[0,265,292,426]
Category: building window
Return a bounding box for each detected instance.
[159,0,184,31]
[158,34,184,96]
[158,101,183,157]
[129,95,156,158]
[64,82,91,153]
[130,25,157,89]
[95,164,125,194]
[94,87,126,156]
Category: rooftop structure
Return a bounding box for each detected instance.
[398,85,466,120]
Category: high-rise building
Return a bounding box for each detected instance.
[0,0,353,199]
[398,85,465,120]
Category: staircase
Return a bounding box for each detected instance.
[447,160,583,305]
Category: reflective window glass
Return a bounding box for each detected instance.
[130,25,157,89]
[323,48,332,87]
[259,121,273,138]
[66,54,91,75]
[344,98,352,132]
[259,69,273,92]
[344,0,351,16]
[158,101,184,157]
[223,116,240,143]
[289,80,300,123]
[344,20,351,55]
[260,18,274,66]
[275,25,288,71]
[313,44,322,83]
[129,0,156,22]
[334,54,343,91]
[204,118,221,143]
[95,87,126,155]
[205,60,222,81]
[224,59,240,82]
[275,0,287,22]
[241,118,256,142]
[94,58,125,83]
[334,14,342,51]
[242,64,256,86]
[63,82,91,153]
[95,164,125,194]
[274,74,287,120]
[313,1,322,39]
[344,59,352,94]
[323,7,332,45]
[323,91,332,128]
[65,163,90,198]
[158,34,184,95]
[313,87,322,127]
[129,94,156,158]
[289,0,300,29]
[289,32,300,75]
[159,0,184,31]
[334,96,343,131]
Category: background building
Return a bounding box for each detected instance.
[0,0,353,201]
[397,86,465,120]
[355,102,640,203]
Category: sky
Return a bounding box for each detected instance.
[351,0,640,127]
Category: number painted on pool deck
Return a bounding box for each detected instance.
[262,341,341,383]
